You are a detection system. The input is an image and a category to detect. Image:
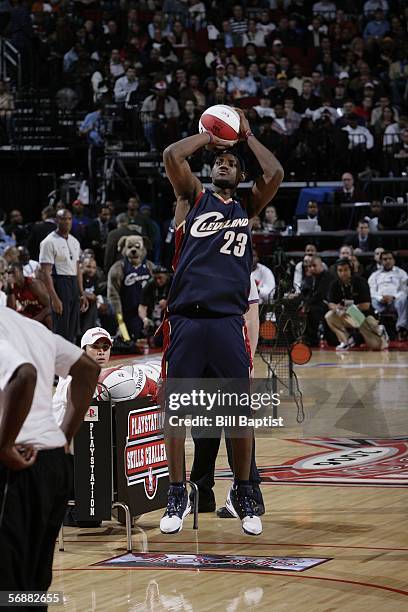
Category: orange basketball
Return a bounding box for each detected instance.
[260,320,277,341]
[290,342,312,365]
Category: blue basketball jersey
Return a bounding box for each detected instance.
[167,189,252,315]
[120,258,151,314]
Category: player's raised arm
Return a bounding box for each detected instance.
[163,132,234,225]
[234,108,284,218]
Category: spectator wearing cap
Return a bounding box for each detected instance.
[269,73,298,107]
[363,9,390,40]
[140,81,180,151]
[138,266,172,346]
[114,66,138,103]
[213,64,229,91]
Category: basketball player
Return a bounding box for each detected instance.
[0,307,100,599]
[191,273,265,516]
[160,108,284,535]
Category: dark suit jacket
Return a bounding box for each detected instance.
[302,271,334,309]
[27,220,56,260]
[345,233,379,252]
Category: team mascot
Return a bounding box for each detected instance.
[107,235,153,340]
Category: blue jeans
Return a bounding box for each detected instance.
[372,296,408,331]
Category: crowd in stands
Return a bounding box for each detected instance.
[1,183,407,351]
[0,1,407,177]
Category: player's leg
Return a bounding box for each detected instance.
[207,316,262,535]
[160,315,206,534]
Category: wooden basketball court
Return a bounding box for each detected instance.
[51,350,408,611]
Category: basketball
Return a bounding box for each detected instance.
[198,105,240,142]
[138,362,161,383]
[120,364,157,398]
[98,366,140,402]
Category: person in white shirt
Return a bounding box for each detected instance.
[0,307,99,596]
[53,327,112,428]
[312,1,337,20]
[254,97,275,119]
[114,66,139,103]
[342,114,374,149]
[39,209,89,342]
[364,0,388,17]
[368,251,408,336]
[252,250,276,303]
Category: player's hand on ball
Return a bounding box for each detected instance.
[234,107,251,141]
[204,131,237,150]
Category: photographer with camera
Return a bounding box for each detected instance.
[326,258,388,351]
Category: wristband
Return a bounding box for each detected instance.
[206,131,213,144]
[244,130,254,140]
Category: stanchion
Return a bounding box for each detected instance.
[112,501,133,552]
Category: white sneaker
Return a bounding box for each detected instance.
[336,337,355,351]
[160,484,191,534]
[378,325,389,349]
[225,485,262,536]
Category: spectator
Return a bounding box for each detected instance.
[123,196,152,239]
[17,245,40,278]
[114,66,138,103]
[342,113,374,151]
[140,81,180,151]
[301,255,334,346]
[364,246,385,278]
[313,1,337,21]
[83,206,112,268]
[293,254,314,293]
[271,103,296,136]
[326,258,388,350]
[296,200,330,231]
[368,251,408,339]
[363,9,390,40]
[79,256,108,335]
[227,64,257,99]
[370,95,399,125]
[139,265,172,346]
[262,205,285,233]
[289,64,304,96]
[242,19,266,47]
[252,251,276,304]
[179,74,206,110]
[393,128,408,175]
[295,79,321,113]
[4,209,29,246]
[229,4,248,36]
[254,97,275,120]
[270,73,298,107]
[293,244,319,291]
[70,199,91,242]
[104,213,136,273]
[27,206,56,261]
[334,172,366,206]
[109,48,125,78]
[6,258,50,324]
[260,63,277,96]
[346,219,379,253]
[364,1,389,18]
